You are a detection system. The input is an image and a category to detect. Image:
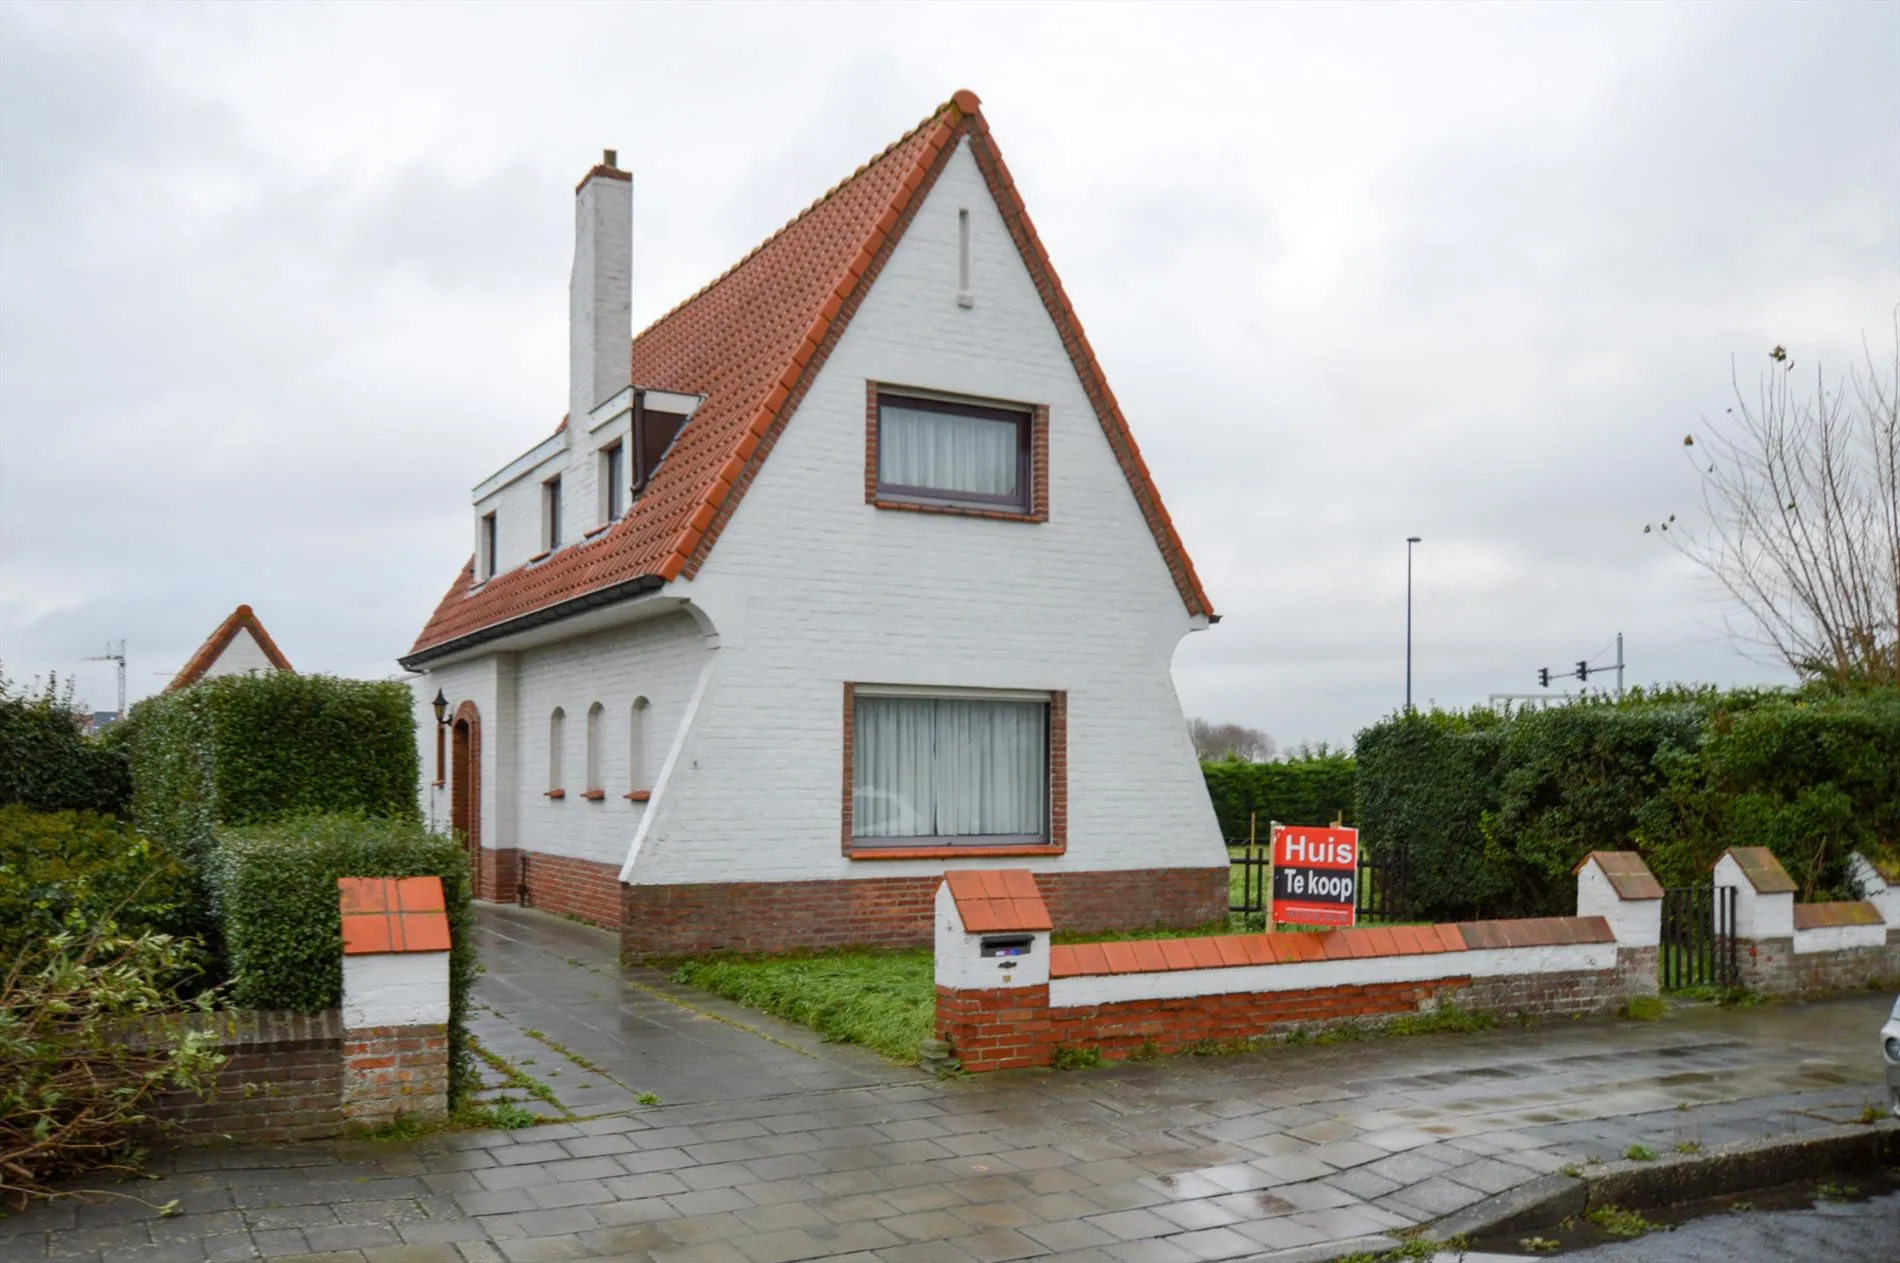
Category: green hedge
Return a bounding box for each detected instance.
[0,671,131,816]
[210,812,475,1102]
[0,805,197,963]
[1356,687,1900,920]
[1201,755,1358,842]
[127,671,418,864]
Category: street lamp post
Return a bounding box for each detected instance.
[1405,537,1422,713]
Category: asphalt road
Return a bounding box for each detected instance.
[1470,1188,1900,1261]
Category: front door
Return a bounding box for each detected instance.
[451,713,479,883]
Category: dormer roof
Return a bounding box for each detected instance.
[403,90,1212,667]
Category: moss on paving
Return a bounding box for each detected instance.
[673,949,935,1064]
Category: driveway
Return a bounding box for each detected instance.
[467,906,919,1116]
[3,914,1895,1263]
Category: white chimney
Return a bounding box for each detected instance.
[570,150,632,427]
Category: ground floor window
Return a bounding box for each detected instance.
[851,690,1049,846]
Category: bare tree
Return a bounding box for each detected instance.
[1188,717,1277,762]
[1655,321,1900,689]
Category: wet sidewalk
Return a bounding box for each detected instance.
[4,913,1895,1263]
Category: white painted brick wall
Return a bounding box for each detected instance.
[631,137,1224,886]
[509,612,709,868]
[197,627,280,680]
[1715,853,1795,940]
[342,952,451,1029]
[1048,941,1621,1008]
[1793,923,1888,954]
[413,657,503,846]
[1575,860,1662,947]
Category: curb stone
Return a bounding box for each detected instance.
[1236,1233,1405,1263]
[1434,1118,1900,1241]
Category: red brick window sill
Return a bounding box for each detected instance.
[544,789,566,800]
[624,789,652,802]
[850,843,1066,861]
[580,789,606,801]
[871,499,1047,524]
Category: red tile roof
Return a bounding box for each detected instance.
[337,876,452,955]
[167,604,294,691]
[1574,850,1664,900]
[1791,900,1885,930]
[405,90,1213,664]
[1721,846,1798,894]
[1044,916,1616,978]
[944,869,1052,934]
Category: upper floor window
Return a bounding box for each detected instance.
[478,512,498,581]
[876,394,1030,514]
[542,475,563,552]
[600,442,625,523]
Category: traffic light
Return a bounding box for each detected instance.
[1538,668,1550,688]
[1576,660,1589,681]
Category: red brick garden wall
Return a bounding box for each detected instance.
[141,1011,343,1144]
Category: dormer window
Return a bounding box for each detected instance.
[542,475,563,552]
[478,512,498,581]
[600,442,625,523]
[875,393,1031,514]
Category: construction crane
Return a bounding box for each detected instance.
[83,640,126,719]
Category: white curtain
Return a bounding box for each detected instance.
[879,404,1018,497]
[854,696,1046,840]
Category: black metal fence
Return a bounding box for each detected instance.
[1227,846,1415,924]
[1660,884,1739,990]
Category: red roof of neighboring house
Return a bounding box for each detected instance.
[167,604,294,691]
[405,90,1213,664]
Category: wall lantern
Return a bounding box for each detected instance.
[432,689,449,727]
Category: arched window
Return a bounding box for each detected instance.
[585,702,604,793]
[548,707,565,795]
[629,697,650,795]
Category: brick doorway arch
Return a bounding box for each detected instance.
[450,701,481,891]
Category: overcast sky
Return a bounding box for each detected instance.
[2,2,1895,747]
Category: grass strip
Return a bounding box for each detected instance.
[673,948,934,1064]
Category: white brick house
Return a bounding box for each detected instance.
[402,91,1226,956]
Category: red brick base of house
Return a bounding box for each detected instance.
[515,851,623,928]
[618,867,1228,961]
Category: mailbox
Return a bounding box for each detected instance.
[936,871,1053,990]
[981,934,1034,958]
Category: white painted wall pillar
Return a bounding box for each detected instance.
[338,877,453,1125]
[1573,851,1663,948]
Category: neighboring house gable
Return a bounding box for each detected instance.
[168,604,294,691]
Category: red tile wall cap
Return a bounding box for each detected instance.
[1574,850,1664,900]
[337,877,451,955]
[944,869,1052,933]
[167,604,295,691]
[1720,846,1798,894]
[406,89,1214,663]
[1791,900,1884,930]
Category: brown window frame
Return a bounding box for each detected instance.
[867,387,1048,521]
[841,683,1068,860]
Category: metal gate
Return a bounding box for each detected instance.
[1660,885,1739,990]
